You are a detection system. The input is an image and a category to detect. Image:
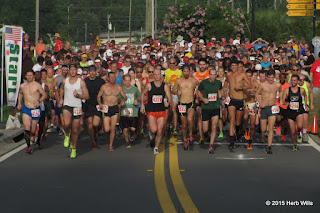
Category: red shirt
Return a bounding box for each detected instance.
[311,60,320,87]
[55,39,62,53]
[221,42,228,47]
[245,44,254,50]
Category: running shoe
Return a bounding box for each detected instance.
[153,147,159,155]
[208,145,214,154]
[109,146,114,152]
[70,149,77,158]
[26,147,32,154]
[266,146,272,154]
[247,143,253,150]
[199,138,204,144]
[293,145,298,152]
[218,132,224,138]
[126,142,131,148]
[31,136,35,144]
[116,125,122,134]
[41,135,46,142]
[91,142,97,149]
[188,136,195,145]
[281,135,286,142]
[297,133,302,143]
[302,133,309,143]
[129,132,135,142]
[172,129,178,136]
[183,141,189,150]
[64,136,70,148]
[58,129,64,136]
[69,145,73,152]
[36,145,42,150]
[276,126,281,136]
[244,130,250,140]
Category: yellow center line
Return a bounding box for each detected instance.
[154,143,177,212]
[169,137,200,213]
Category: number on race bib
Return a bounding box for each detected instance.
[208,93,217,102]
[224,96,231,105]
[73,108,82,116]
[152,95,163,104]
[271,105,280,114]
[178,105,187,113]
[31,109,40,118]
[123,108,133,116]
[289,102,299,110]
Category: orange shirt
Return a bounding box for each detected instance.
[194,70,209,83]
[275,82,290,109]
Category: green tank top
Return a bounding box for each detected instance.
[298,81,309,105]
[46,77,53,100]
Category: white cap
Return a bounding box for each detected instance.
[120,47,125,50]
[199,39,204,44]
[142,55,147,60]
[107,49,113,57]
[95,59,101,63]
[88,60,94,66]
[77,68,83,75]
[54,65,59,70]
[255,64,262,71]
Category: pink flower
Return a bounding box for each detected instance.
[240,14,244,19]
[187,15,190,18]
[225,18,228,21]
[231,16,234,19]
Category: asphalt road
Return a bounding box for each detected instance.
[0,131,319,213]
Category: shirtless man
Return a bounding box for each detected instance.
[255,70,281,154]
[224,61,251,150]
[97,72,127,152]
[243,70,259,149]
[282,74,308,151]
[45,67,56,130]
[140,69,172,154]
[172,65,199,149]
[59,64,89,158]
[17,70,47,153]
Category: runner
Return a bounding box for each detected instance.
[83,65,105,148]
[243,70,259,149]
[225,61,251,150]
[255,70,281,154]
[193,58,210,143]
[140,69,172,154]
[282,74,308,151]
[216,66,227,138]
[59,64,89,158]
[297,74,314,143]
[120,74,141,147]
[17,70,47,153]
[97,72,127,152]
[172,65,199,150]
[197,69,223,153]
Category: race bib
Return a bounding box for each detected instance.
[289,102,299,110]
[152,95,163,104]
[178,105,187,113]
[208,93,217,102]
[256,101,260,108]
[31,109,40,118]
[101,105,109,113]
[276,91,280,99]
[248,103,257,114]
[271,105,280,114]
[73,108,82,116]
[123,108,133,116]
[96,105,101,111]
[224,96,231,105]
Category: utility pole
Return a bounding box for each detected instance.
[247,0,250,14]
[207,0,210,6]
[155,0,157,36]
[68,4,73,38]
[129,0,132,40]
[35,0,39,45]
[314,0,316,38]
[146,0,152,36]
[251,0,255,41]
[231,0,234,10]
[114,27,116,39]
[107,14,111,40]
[84,23,87,43]
[152,0,154,38]
[274,0,277,10]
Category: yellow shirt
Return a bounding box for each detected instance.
[164,68,183,86]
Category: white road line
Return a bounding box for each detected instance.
[216,157,265,160]
[307,134,320,152]
[176,141,312,146]
[0,143,26,163]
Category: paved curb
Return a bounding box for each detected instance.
[0,127,24,143]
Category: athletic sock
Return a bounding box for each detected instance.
[229,136,234,143]
[25,130,31,147]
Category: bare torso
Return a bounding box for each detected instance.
[21,81,41,108]
[228,71,246,100]
[259,81,281,107]
[177,77,198,103]
[101,83,121,106]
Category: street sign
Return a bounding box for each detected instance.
[312,36,320,46]
[287,4,314,10]
[287,0,319,3]
[286,10,314,16]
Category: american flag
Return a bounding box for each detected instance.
[5,27,22,41]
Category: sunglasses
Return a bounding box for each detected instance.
[148,71,153,73]
[136,72,142,73]
[170,62,176,64]
[299,79,305,81]
[293,69,299,71]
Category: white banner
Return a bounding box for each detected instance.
[4,25,22,106]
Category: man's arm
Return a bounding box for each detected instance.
[59,79,65,107]
[164,84,172,105]
[17,85,24,110]
[38,84,47,103]
[281,88,289,106]
[242,74,252,90]
[307,82,314,110]
[97,85,104,108]
[171,79,179,95]
[78,80,89,100]
[119,86,128,102]
[255,84,262,103]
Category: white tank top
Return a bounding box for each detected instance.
[64,77,83,108]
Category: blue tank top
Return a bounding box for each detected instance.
[115,71,122,85]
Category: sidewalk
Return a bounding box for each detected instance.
[0,127,25,157]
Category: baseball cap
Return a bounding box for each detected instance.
[77,68,83,75]
[89,66,96,71]
[183,56,189,64]
[61,65,69,70]
[82,54,88,58]
[155,37,159,40]
[211,37,216,41]
[199,39,204,44]
[151,59,155,65]
[141,55,147,60]
[95,59,101,63]
[245,38,250,42]
[88,60,94,66]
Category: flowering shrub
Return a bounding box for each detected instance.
[160,2,247,41]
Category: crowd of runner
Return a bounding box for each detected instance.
[18,33,320,158]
